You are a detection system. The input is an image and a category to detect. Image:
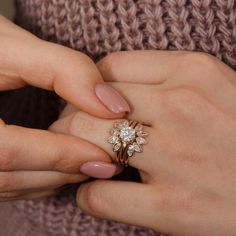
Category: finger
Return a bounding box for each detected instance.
[0,16,129,118]
[77,180,158,231]
[97,50,183,84]
[0,188,60,202]
[0,120,111,173]
[59,83,157,125]
[50,112,155,172]
[21,189,60,200]
[0,171,83,192]
[59,103,78,119]
[107,82,161,125]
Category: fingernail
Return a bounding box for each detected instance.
[95,84,130,113]
[80,162,124,179]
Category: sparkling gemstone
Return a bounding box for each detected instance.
[115,121,124,129]
[122,120,129,127]
[137,131,148,137]
[107,135,118,144]
[136,137,146,145]
[127,145,135,156]
[134,143,142,152]
[120,126,136,142]
[110,128,119,136]
[113,142,122,151]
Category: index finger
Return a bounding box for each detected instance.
[0,16,127,119]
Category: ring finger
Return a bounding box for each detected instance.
[50,111,156,174]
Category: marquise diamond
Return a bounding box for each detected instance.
[108,135,118,144]
[137,131,148,137]
[113,142,122,152]
[136,137,146,145]
[134,143,142,152]
[127,145,135,157]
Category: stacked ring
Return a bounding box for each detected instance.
[107,120,148,166]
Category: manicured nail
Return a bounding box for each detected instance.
[80,162,123,179]
[95,84,131,113]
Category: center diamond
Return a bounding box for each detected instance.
[120,126,136,142]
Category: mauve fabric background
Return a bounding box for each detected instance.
[0,0,235,235]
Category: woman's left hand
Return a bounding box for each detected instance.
[50,51,236,236]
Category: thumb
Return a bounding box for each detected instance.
[76,180,158,230]
[0,16,130,118]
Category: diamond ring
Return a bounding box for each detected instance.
[107,120,148,166]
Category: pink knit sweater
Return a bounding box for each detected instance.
[0,0,235,235]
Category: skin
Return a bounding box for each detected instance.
[0,15,125,201]
[50,51,236,235]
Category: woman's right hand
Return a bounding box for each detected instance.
[0,15,129,201]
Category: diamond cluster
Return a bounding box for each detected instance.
[108,120,148,157]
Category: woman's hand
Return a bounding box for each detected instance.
[0,16,129,201]
[0,15,129,117]
[51,51,236,235]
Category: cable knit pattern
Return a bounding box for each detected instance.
[215,0,236,66]
[97,0,122,53]
[141,0,168,49]
[15,0,236,66]
[163,0,195,50]
[0,0,235,236]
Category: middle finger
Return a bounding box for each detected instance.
[60,82,159,126]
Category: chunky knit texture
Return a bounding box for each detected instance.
[0,0,235,235]
[14,0,236,67]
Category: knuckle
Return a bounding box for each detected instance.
[171,52,221,83]
[97,52,123,76]
[52,141,81,173]
[178,52,218,72]
[67,52,96,74]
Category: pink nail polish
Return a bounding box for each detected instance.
[80,162,123,179]
[95,84,130,113]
